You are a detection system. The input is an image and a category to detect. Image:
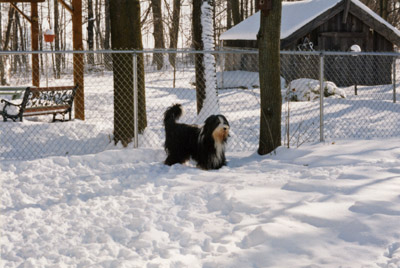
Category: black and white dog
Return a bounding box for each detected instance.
[163,104,230,170]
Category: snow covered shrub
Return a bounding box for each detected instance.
[286,78,346,101]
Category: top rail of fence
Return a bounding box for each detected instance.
[0,49,399,57]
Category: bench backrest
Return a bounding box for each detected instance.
[21,85,78,110]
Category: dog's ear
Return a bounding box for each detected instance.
[203,115,217,136]
[218,115,230,127]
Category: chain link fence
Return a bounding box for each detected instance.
[0,50,399,160]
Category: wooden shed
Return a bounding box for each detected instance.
[219,0,400,86]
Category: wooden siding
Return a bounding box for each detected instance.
[223,4,396,87]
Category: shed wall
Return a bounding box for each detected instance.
[222,10,394,87]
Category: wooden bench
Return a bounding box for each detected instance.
[1,84,78,122]
[0,86,31,100]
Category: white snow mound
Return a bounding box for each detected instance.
[286,78,346,101]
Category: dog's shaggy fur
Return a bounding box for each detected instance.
[163,104,230,170]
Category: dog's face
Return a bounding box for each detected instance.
[204,115,230,143]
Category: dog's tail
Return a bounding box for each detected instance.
[164,104,183,126]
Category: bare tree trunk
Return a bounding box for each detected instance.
[54,0,61,78]
[95,0,103,63]
[227,0,232,29]
[0,3,5,85]
[379,0,389,19]
[231,0,242,25]
[12,13,20,73]
[193,0,219,119]
[104,0,112,70]
[168,0,181,67]
[254,0,259,12]
[39,6,44,75]
[3,7,14,51]
[16,12,27,72]
[258,1,282,155]
[193,0,206,113]
[62,7,66,69]
[87,0,95,66]
[0,4,2,46]
[19,5,28,73]
[1,6,15,85]
[240,0,244,21]
[169,0,181,87]
[151,0,165,70]
[110,0,147,146]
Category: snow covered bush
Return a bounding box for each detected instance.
[286,78,346,101]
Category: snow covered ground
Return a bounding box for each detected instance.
[1,139,400,267]
[1,66,400,267]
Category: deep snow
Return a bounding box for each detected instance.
[1,138,400,267]
[1,59,400,267]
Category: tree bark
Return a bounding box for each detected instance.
[0,3,4,85]
[87,0,95,65]
[231,0,242,25]
[110,0,147,147]
[0,5,2,46]
[379,0,389,20]
[254,0,259,12]
[54,0,61,78]
[94,0,103,63]
[227,0,232,29]
[1,7,14,85]
[193,0,219,121]
[258,0,282,155]
[3,7,14,51]
[168,0,181,68]
[104,0,112,70]
[151,0,165,70]
[12,12,19,73]
[193,0,206,113]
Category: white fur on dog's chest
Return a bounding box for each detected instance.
[211,141,225,166]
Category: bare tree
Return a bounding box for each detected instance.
[0,6,14,85]
[110,0,147,146]
[0,3,4,85]
[54,0,61,78]
[94,0,103,64]
[168,0,181,67]
[380,0,389,19]
[231,0,242,25]
[193,0,206,113]
[0,6,1,49]
[104,0,112,70]
[151,0,165,69]
[192,0,220,121]
[258,0,282,155]
[226,0,232,29]
[87,0,95,65]
[2,7,14,51]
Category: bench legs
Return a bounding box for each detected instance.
[52,110,72,122]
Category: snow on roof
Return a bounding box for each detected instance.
[220,0,341,40]
[219,0,400,41]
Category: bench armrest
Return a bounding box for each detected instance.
[1,99,22,107]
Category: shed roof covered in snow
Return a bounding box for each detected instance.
[220,0,400,49]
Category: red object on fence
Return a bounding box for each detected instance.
[44,29,55,42]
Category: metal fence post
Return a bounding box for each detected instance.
[394,57,397,103]
[133,53,139,148]
[319,52,325,142]
[220,43,225,89]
